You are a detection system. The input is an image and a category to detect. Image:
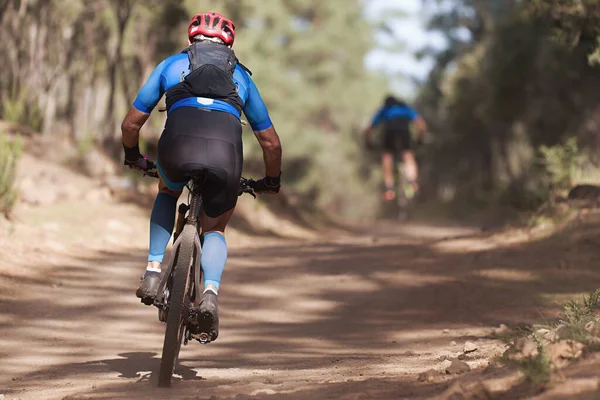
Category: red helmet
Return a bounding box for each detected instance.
[188,12,236,46]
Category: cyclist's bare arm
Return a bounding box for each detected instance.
[122,107,150,147]
[362,124,377,148]
[414,116,428,136]
[253,126,282,177]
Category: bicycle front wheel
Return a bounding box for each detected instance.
[157,224,197,387]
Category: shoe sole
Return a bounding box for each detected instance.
[139,296,154,306]
[136,288,156,306]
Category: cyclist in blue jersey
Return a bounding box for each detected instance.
[364,95,428,201]
[120,12,282,342]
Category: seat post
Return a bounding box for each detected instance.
[187,171,208,225]
[187,194,201,225]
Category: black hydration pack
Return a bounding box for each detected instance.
[165,42,250,114]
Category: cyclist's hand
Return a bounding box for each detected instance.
[365,137,376,150]
[125,154,155,172]
[415,132,428,147]
[123,143,154,172]
[252,175,281,194]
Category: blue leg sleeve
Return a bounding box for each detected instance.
[148,193,178,263]
[202,232,228,290]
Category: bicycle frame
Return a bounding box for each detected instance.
[154,191,203,311]
[150,173,256,315]
[145,164,258,386]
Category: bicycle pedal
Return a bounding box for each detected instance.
[140,297,154,306]
[192,332,211,344]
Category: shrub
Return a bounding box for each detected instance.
[1,93,43,133]
[538,137,581,192]
[0,131,23,218]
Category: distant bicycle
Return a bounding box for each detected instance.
[380,153,417,221]
[365,133,420,220]
[142,162,256,387]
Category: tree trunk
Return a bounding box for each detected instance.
[105,0,133,136]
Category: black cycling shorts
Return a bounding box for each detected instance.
[157,107,243,218]
[381,118,412,153]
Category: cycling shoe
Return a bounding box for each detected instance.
[190,291,219,343]
[135,271,161,305]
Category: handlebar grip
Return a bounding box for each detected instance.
[238,178,257,198]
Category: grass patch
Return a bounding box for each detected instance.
[501,289,600,389]
[533,290,600,345]
[557,289,600,343]
[0,131,23,218]
[519,348,552,385]
[501,334,552,386]
[489,325,533,344]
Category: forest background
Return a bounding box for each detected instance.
[1,0,599,220]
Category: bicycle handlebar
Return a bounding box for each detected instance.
[141,161,256,198]
[238,178,257,198]
[143,160,159,178]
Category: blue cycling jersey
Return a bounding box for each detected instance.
[371,105,419,127]
[133,52,273,131]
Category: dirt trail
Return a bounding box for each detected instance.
[1,193,600,399]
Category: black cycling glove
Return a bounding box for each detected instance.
[123,144,153,171]
[253,174,281,194]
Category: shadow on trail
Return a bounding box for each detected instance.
[99,352,201,382]
[2,216,600,399]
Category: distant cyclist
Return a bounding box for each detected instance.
[120,11,282,342]
[364,95,428,201]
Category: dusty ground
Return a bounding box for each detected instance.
[1,157,600,399]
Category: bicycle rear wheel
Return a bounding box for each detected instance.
[157,224,197,387]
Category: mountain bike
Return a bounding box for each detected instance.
[143,164,256,387]
[365,142,419,221]
[378,159,416,221]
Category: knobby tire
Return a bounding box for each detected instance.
[157,225,196,387]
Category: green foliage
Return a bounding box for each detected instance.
[526,0,600,66]
[498,289,600,390]
[563,289,600,326]
[1,94,43,133]
[517,347,552,385]
[418,0,600,212]
[0,0,387,219]
[502,291,600,389]
[553,290,600,350]
[538,137,582,191]
[501,332,551,385]
[190,0,386,218]
[0,132,23,218]
[76,133,96,158]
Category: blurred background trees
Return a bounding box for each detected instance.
[0,0,386,219]
[0,0,599,220]
[417,0,600,212]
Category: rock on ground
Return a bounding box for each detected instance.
[504,337,539,361]
[446,360,471,375]
[546,340,584,368]
[440,359,453,372]
[417,369,439,383]
[464,341,478,354]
